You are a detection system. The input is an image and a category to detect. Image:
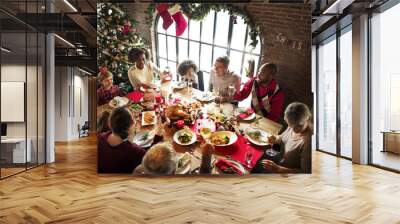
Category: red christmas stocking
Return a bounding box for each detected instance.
[156,3,173,30]
[168,4,187,37]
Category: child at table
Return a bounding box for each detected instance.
[254,102,312,173]
[177,60,199,89]
[97,68,123,106]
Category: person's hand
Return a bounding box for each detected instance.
[214,96,224,103]
[267,135,277,144]
[261,160,281,173]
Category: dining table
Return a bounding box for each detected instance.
[97,79,283,175]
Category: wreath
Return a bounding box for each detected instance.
[146,3,260,49]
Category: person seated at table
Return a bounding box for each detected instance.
[97,107,146,173]
[128,48,170,91]
[234,62,285,122]
[133,142,176,175]
[177,60,199,89]
[97,110,110,133]
[209,56,241,104]
[97,68,123,105]
[133,142,214,175]
[259,102,312,173]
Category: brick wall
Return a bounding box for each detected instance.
[121,3,312,112]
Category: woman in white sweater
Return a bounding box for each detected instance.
[127,48,162,90]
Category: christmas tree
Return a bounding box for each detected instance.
[97,3,145,92]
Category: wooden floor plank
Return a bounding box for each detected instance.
[0,135,399,223]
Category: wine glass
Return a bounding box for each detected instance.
[245,147,254,168]
[188,80,193,94]
[228,84,235,97]
[265,142,278,157]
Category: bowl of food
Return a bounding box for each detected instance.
[109,96,129,108]
[173,82,186,90]
[208,131,237,147]
[197,92,215,102]
[244,127,270,146]
[173,128,197,146]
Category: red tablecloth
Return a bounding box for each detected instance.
[215,135,264,170]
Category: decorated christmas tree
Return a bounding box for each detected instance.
[97,3,145,92]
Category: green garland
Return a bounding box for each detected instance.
[146,3,260,49]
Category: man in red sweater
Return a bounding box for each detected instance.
[234,63,285,122]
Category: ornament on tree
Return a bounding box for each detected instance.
[168,4,187,37]
[100,66,108,75]
[156,3,173,30]
[123,24,130,34]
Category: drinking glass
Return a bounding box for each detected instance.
[228,84,235,97]
[265,143,278,157]
[188,80,193,94]
[245,148,254,168]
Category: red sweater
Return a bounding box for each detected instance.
[97,132,146,173]
[234,78,285,122]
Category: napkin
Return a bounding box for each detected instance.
[214,135,264,170]
[238,108,254,119]
[127,91,144,103]
[215,158,244,175]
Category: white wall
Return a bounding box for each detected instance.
[54,67,89,141]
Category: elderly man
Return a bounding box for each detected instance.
[209,56,241,104]
[234,62,285,122]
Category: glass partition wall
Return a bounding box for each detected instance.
[0,1,46,179]
[316,25,352,159]
[370,2,400,171]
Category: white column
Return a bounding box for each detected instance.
[46,1,55,163]
[352,14,369,164]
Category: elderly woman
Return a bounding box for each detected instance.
[97,107,146,173]
[134,142,214,175]
[209,56,241,104]
[177,60,199,89]
[128,48,171,91]
[133,142,176,175]
[259,102,312,173]
[97,69,123,105]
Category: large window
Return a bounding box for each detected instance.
[155,10,262,90]
[317,35,337,154]
[370,2,400,171]
[339,26,352,158]
[316,25,353,159]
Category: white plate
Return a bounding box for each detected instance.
[244,127,270,146]
[173,129,197,146]
[234,107,256,121]
[131,131,155,147]
[197,92,215,102]
[208,131,237,147]
[109,96,129,108]
[141,111,156,126]
[213,158,246,175]
[173,82,186,89]
[175,153,192,174]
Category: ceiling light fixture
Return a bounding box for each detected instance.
[54,34,75,48]
[322,0,355,15]
[1,47,11,53]
[78,67,92,76]
[63,0,78,12]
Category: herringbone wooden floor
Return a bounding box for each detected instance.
[1,135,400,224]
